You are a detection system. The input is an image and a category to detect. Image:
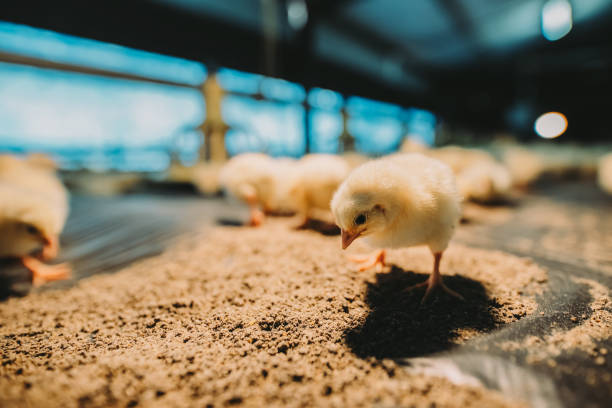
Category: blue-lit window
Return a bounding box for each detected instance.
[216,68,262,95]
[0,22,206,85]
[0,22,206,171]
[309,109,343,153]
[403,108,436,146]
[261,77,305,103]
[223,95,305,157]
[0,63,204,171]
[346,96,403,154]
[308,88,343,153]
[308,87,343,110]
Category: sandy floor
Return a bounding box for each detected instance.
[0,219,549,408]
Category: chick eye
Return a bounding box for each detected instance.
[354,214,366,225]
[25,224,39,235]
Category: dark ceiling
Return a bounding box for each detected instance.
[2,0,612,141]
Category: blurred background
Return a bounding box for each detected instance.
[1,0,610,181]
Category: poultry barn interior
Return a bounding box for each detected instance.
[0,1,611,407]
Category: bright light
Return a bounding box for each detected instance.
[542,0,573,41]
[287,0,308,30]
[534,112,568,139]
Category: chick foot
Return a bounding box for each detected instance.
[248,207,265,227]
[403,275,464,304]
[403,252,463,304]
[348,249,386,272]
[22,256,72,287]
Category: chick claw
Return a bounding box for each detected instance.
[22,256,72,287]
[348,249,386,272]
[404,275,464,304]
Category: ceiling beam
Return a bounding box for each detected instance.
[0,0,427,107]
[0,51,198,89]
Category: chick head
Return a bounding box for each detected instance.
[1,220,54,258]
[331,190,392,250]
[0,187,63,260]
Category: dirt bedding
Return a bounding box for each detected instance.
[0,220,548,408]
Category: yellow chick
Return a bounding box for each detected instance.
[456,160,512,203]
[218,153,276,226]
[191,162,224,196]
[265,157,299,215]
[0,154,71,286]
[331,153,463,302]
[340,152,370,171]
[501,146,544,189]
[597,152,612,196]
[426,145,495,175]
[278,154,350,227]
[399,138,429,154]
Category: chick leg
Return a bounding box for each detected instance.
[404,252,464,304]
[248,205,265,226]
[291,204,310,229]
[348,249,386,272]
[22,256,72,287]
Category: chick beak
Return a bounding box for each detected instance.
[41,234,59,261]
[341,229,361,250]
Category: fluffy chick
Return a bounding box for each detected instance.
[331,153,463,302]
[218,153,276,226]
[0,154,71,286]
[191,162,224,196]
[399,138,429,154]
[278,154,350,227]
[501,146,544,189]
[340,152,370,171]
[456,160,512,203]
[597,152,612,196]
[265,157,299,215]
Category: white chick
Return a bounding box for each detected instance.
[399,138,428,154]
[597,152,612,196]
[265,157,299,215]
[456,161,512,203]
[277,154,350,227]
[191,162,224,195]
[0,154,71,286]
[340,152,370,171]
[426,145,495,175]
[501,146,543,189]
[331,153,463,302]
[218,153,276,226]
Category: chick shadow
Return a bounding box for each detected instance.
[295,218,340,236]
[0,258,32,300]
[215,218,245,227]
[344,265,501,359]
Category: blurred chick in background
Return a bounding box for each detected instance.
[265,157,298,215]
[426,145,495,175]
[0,154,71,286]
[597,152,612,196]
[219,153,276,226]
[428,146,512,204]
[500,145,544,189]
[276,154,350,228]
[340,152,370,171]
[191,161,224,196]
[399,138,429,154]
[331,153,463,303]
[455,160,512,204]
